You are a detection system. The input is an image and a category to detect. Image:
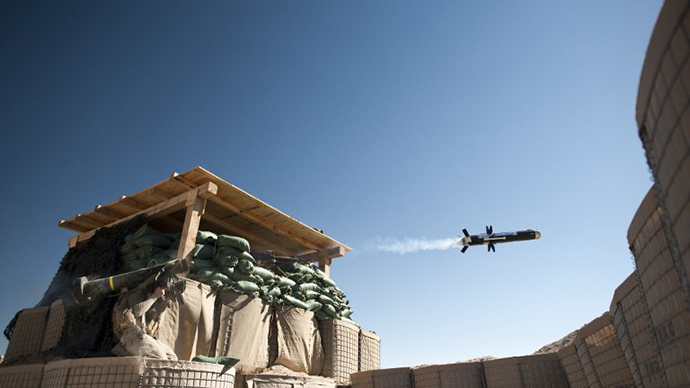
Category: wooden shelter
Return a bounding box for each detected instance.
[58,167,351,275]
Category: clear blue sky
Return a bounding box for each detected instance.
[0,1,663,367]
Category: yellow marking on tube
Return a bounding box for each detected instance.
[109,277,115,291]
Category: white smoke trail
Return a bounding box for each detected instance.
[372,237,460,254]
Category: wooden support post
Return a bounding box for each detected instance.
[319,257,332,278]
[176,183,218,267]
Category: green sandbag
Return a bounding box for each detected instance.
[319,276,337,288]
[132,234,172,249]
[215,254,239,269]
[235,280,260,294]
[132,245,164,260]
[192,355,240,368]
[120,241,138,255]
[237,259,254,275]
[252,266,275,281]
[276,276,296,288]
[191,258,215,272]
[217,246,256,264]
[125,258,149,271]
[229,270,261,284]
[318,294,340,307]
[216,235,250,252]
[197,230,217,244]
[153,248,177,262]
[305,300,323,312]
[341,308,353,318]
[313,266,328,278]
[163,232,181,241]
[298,283,321,293]
[293,263,316,277]
[283,295,309,310]
[196,269,230,286]
[321,304,339,318]
[193,244,215,260]
[266,287,281,297]
[131,224,163,240]
[304,290,320,300]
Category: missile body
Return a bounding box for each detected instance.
[459,226,540,253]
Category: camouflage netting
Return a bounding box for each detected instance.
[3,216,141,363]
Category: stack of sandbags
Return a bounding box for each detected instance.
[119,225,179,271]
[269,262,354,322]
[118,225,355,321]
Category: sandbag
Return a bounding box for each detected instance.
[238,259,255,275]
[193,244,215,260]
[197,230,217,244]
[155,278,216,360]
[191,258,216,272]
[274,306,324,375]
[132,234,172,249]
[236,280,261,294]
[253,266,275,282]
[217,246,256,264]
[216,235,251,252]
[215,291,272,374]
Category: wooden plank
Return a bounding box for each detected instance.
[298,246,346,263]
[175,194,206,267]
[93,205,127,221]
[319,257,332,278]
[171,172,197,189]
[207,196,324,251]
[150,187,174,200]
[68,182,218,247]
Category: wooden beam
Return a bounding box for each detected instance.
[207,196,323,251]
[319,257,332,278]
[298,246,346,263]
[175,185,216,266]
[68,182,218,247]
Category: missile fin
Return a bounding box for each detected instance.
[462,229,470,237]
[461,246,468,253]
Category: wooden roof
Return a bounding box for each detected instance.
[59,167,351,261]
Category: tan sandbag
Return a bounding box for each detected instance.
[155,278,216,360]
[274,306,324,375]
[215,290,273,374]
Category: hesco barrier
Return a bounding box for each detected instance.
[438,362,484,388]
[243,373,335,388]
[213,291,273,374]
[636,0,690,313]
[0,363,44,388]
[411,362,485,388]
[483,357,521,388]
[358,328,380,372]
[576,313,635,388]
[351,367,412,388]
[517,353,569,388]
[319,318,359,385]
[41,299,66,352]
[628,187,690,386]
[40,356,235,388]
[5,307,49,361]
[412,365,442,388]
[557,344,588,388]
[610,272,666,388]
[482,354,568,388]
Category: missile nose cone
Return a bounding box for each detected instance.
[534,230,541,240]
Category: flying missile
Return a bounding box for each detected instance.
[458,226,541,253]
